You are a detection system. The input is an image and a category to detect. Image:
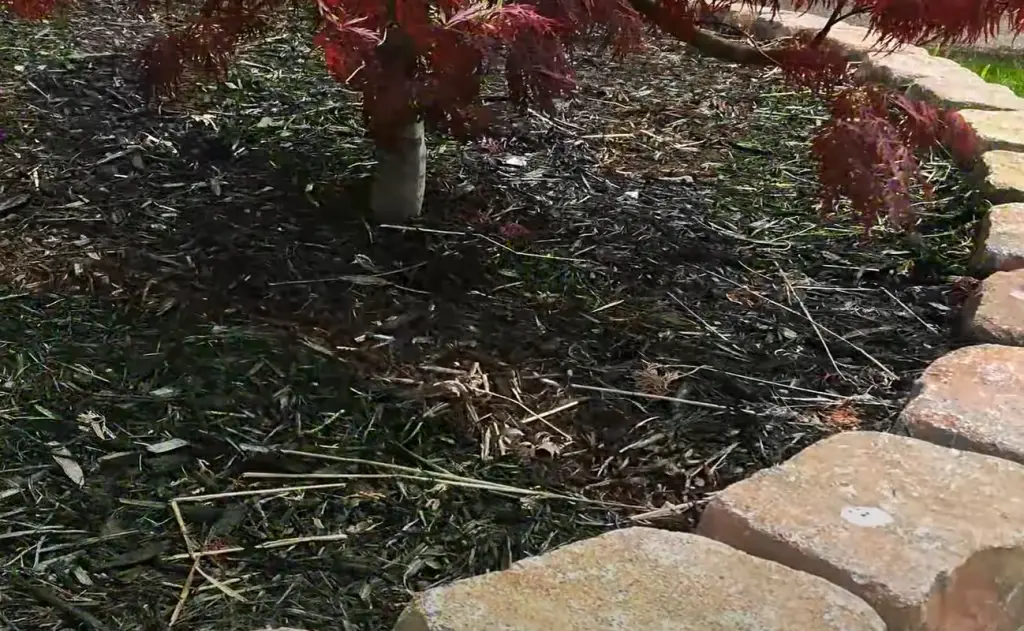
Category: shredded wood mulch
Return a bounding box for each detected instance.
[0,2,985,630]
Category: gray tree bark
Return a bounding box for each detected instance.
[369,119,427,222]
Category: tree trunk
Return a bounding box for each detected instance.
[369,119,427,223]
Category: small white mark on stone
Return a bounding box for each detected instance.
[841,506,893,528]
[979,362,1015,386]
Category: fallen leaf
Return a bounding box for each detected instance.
[72,566,93,586]
[823,405,861,430]
[534,438,563,457]
[149,386,177,398]
[52,447,85,487]
[0,194,30,213]
[145,438,189,454]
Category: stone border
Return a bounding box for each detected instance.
[386,10,1024,631]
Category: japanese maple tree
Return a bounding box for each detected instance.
[4,0,989,225]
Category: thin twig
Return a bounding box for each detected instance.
[516,399,582,426]
[882,287,937,333]
[475,233,591,264]
[194,565,248,603]
[568,382,728,410]
[468,385,574,439]
[169,556,200,627]
[276,450,643,509]
[164,533,352,562]
[168,500,199,627]
[377,224,465,236]
[698,267,897,379]
[266,262,427,287]
[173,482,351,503]
[776,263,845,381]
[628,498,706,522]
[11,574,110,631]
[667,291,747,359]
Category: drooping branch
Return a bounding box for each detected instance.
[809,0,870,46]
[627,0,784,64]
[624,0,853,68]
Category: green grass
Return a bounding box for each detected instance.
[934,48,1024,96]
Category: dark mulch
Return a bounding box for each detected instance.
[0,2,985,630]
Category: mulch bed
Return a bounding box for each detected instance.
[0,2,985,630]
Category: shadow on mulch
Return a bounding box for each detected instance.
[0,295,615,630]
[0,3,989,630]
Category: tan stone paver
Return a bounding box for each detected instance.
[971,203,1024,274]
[960,110,1024,154]
[906,75,1024,111]
[901,344,1024,464]
[776,0,1024,52]
[723,5,925,60]
[393,527,884,631]
[698,431,1024,631]
[976,150,1024,203]
[855,51,980,86]
[962,268,1024,344]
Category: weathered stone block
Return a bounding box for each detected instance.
[972,203,1024,274]
[901,344,1024,464]
[722,3,927,59]
[394,527,884,631]
[975,150,1024,204]
[908,75,1024,111]
[699,431,1024,631]
[962,269,1024,345]
[960,110,1024,155]
[855,51,975,86]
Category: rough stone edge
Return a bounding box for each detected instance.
[394,528,886,631]
[969,203,1024,274]
[898,344,1024,464]
[388,10,1024,631]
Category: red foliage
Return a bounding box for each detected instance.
[3,0,59,18]
[135,0,293,98]
[310,0,640,140]
[2,0,996,228]
[771,33,851,95]
[813,85,978,230]
[777,0,1012,49]
[812,83,978,230]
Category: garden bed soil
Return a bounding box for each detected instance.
[0,3,983,630]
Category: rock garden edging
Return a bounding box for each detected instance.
[388,10,1024,631]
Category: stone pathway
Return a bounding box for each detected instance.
[383,7,1024,631]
